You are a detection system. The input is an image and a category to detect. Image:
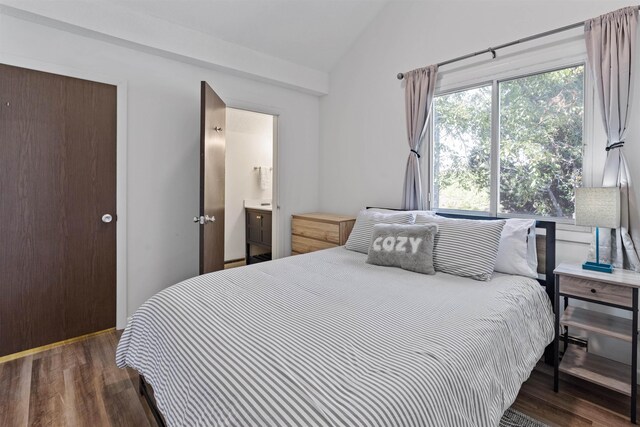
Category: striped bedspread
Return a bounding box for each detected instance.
[116,247,554,427]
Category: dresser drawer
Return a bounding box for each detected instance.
[559,275,633,308]
[292,218,340,244]
[291,235,337,254]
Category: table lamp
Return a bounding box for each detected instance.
[575,187,620,273]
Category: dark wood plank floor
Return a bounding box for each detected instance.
[0,330,158,427]
[513,362,638,427]
[0,329,636,426]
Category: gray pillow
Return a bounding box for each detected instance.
[415,214,505,281]
[345,210,416,254]
[366,224,438,275]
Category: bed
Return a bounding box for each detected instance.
[116,214,556,427]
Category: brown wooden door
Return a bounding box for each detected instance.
[0,64,117,357]
[199,82,226,274]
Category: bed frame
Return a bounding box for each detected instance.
[139,376,167,427]
[139,210,556,426]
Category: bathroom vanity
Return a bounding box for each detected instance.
[245,202,272,264]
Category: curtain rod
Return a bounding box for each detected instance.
[396,6,640,80]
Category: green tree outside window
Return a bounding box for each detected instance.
[433,65,584,219]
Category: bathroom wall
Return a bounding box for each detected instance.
[225,108,274,261]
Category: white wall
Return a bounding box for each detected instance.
[319,0,640,364]
[320,0,640,214]
[0,11,320,322]
[225,109,273,261]
[0,2,329,95]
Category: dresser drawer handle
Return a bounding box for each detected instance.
[590,288,597,294]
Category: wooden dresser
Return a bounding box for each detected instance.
[291,213,356,255]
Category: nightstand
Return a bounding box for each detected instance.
[554,262,640,423]
[291,213,356,255]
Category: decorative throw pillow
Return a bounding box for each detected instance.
[415,214,505,281]
[366,224,438,275]
[494,219,538,278]
[345,210,416,254]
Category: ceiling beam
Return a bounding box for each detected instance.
[0,1,330,96]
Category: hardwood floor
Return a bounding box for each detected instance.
[513,362,638,427]
[0,329,637,426]
[224,259,246,269]
[0,330,157,427]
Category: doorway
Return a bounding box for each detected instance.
[224,108,277,268]
[0,63,117,357]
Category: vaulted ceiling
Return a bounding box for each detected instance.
[113,0,388,72]
[0,0,390,93]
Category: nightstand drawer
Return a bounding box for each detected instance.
[290,213,356,255]
[291,235,337,253]
[292,218,340,244]
[559,275,633,307]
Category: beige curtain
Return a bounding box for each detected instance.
[402,65,438,210]
[585,6,640,270]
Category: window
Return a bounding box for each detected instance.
[433,85,492,212]
[432,65,584,219]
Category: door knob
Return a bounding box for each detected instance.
[102,214,113,223]
[213,126,223,132]
[194,215,216,225]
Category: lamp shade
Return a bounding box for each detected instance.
[575,187,620,228]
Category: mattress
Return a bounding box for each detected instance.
[116,247,554,427]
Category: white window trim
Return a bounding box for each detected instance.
[424,33,603,226]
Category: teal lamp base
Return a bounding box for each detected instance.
[582,261,614,273]
[582,226,614,274]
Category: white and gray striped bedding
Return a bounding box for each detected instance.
[415,215,505,281]
[116,247,554,427]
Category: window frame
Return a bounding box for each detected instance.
[426,56,597,223]
[431,81,494,215]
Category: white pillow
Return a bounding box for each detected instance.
[494,219,538,278]
[345,210,416,254]
[526,223,538,275]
